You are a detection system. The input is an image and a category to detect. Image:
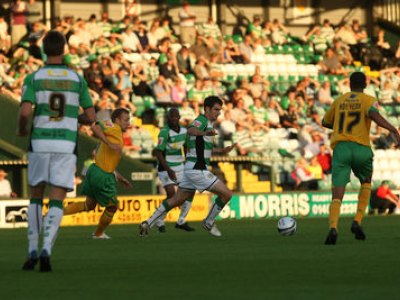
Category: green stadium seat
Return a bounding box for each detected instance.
[265,46,273,54]
[283,45,293,54]
[142,95,155,109]
[294,54,306,64]
[292,44,304,54]
[303,44,314,54]
[272,45,283,54]
[232,35,243,44]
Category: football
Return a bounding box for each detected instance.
[277,217,297,236]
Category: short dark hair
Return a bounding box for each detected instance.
[167,107,180,117]
[204,96,223,109]
[43,30,66,56]
[111,108,130,122]
[350,72,366,90]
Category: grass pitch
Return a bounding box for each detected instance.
[1,216,400,300]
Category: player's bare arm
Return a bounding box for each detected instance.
[212,143,238,155]
[17,102,33,136]
[114,171,133,188]
[153,148,177,181]
[187,127,217,136]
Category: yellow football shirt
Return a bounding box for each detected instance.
[323,92,379,149]
[95,120,123,173]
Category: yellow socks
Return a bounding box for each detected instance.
[64,202,86,215]
[94,210,115,236]
[329,199,342,229]
[354,183,371,225]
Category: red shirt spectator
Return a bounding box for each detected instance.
[317,144,332,174]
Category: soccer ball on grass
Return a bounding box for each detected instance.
[277,216,297,236]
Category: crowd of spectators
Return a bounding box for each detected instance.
[1,0,400,190]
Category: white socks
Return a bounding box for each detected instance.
[41,201,64,256]
[27,200,43,256]
[177,200,193,225]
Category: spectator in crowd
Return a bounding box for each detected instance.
[317,81,334,106]
[320,19,335,45]
[335,23,358,54]
[0,169,17,198]
[26,0,42,33]
[280,104,300,129]
[319,47,346,75]
[179,100,196,126]
[304,25,328,54]
[223,37,244,64]
[379,80,395,105]
[292,158,319,190]
[113,66,132,99]
[193,56,210,80]
[247,15,263,39]
[373,180,400,215]
[350,19,368,61]
[0,15,10,52]
[121,26,142,53]
[85,59,103,93]
[135,21,150,53]
[98,12,112,38]
[11,0,28,46]
[376,29,392,58]
[190,35,211,61]
[270,19,289,45]
[159,55,179,82]
[176,46,192,74]
[304,130,325,157]
[230,98,248,123]
[250,97,268,126]
[307,156,324,181]
[171,76,186,105]
[198,16,222,40]
[233,121,253,155]
[317,143,332,175]
[178,1,196,45]
[125,0,141,19]
[219,110,236,140]
[86,14,102,42]
[332,38,353,66]
[266,97,283,128]
[239,34,253,63]
[153,74,172,106]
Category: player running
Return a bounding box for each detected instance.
[63,108,132,239]
[323,72,400,245]
[153,108,195,233]
[139,96,236,237]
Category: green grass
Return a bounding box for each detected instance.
[1,216,400,300]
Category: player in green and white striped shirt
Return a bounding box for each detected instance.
[19,31,117,272]
[153,108,195,233]
[140,96,236,237]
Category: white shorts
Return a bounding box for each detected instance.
[179,169,219,192]
[158,170,184,187]
[28,152,77,191]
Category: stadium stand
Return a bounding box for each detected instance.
[1,1,400,194]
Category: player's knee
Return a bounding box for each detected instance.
[86,201,96,211]
[106,205,118,213]
[222,190,233,202]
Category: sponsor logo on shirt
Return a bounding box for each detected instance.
[193,120,202,127]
